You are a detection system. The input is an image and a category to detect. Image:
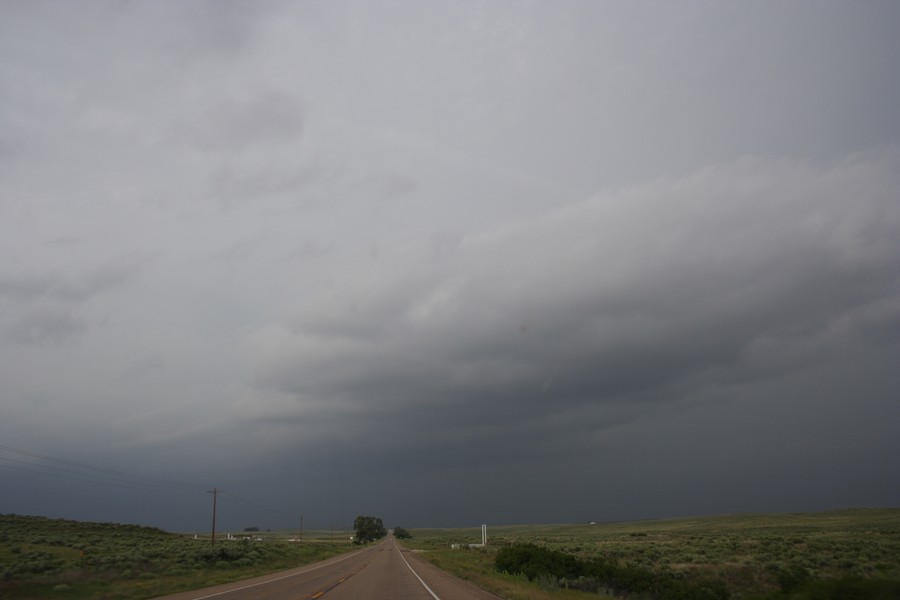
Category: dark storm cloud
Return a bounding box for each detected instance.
[243,153,900,478]
[0,256,145,349]
[210,165,325,210]
[184,91,304,150]
[2,0,899,531]
[0,257,142,303]
[5,309,86,346]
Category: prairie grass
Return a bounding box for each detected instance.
[401,508,900,599]
[0,514,354,599]
[4,510,898,598]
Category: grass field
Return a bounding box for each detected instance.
[0,513,353,599]
[400,508,900,599]
[2,509,898,599]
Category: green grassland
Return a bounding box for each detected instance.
[3,509,898,599]
[400,508,900,599]
[0,513,353,599]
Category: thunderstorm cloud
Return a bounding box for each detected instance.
[1,1,898,531]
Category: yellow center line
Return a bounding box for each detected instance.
[305,563,369,599]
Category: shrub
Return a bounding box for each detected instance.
[495,543,583,581]
[775,564,810,592]
[495,543,729,600]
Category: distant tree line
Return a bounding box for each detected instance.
[393,526,411,539]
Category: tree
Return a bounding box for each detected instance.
[353,516,386,544]
[394,526,411,539]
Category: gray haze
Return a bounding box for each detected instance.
[1,1,899,532]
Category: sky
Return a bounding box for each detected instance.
[1,1,899,534]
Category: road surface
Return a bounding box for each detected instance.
[154,536,501,599]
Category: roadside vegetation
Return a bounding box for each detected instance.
[0,513,353,599]
[352,515,386,544]
[5,509,898,599]
[400,508,900,599]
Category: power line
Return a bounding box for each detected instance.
[209,488,221,547]
[0,444,208,496]
[223,491,296,520]
[0,458,203,497]
[219,491,342,532]
[0,453,201,493]
[0,444,342,532]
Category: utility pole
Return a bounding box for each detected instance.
[208,488,221,547]
[299,515,303,542]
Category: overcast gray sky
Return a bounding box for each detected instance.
[1,0,899,533]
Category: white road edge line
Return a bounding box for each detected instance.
[187,548,369,599]
[395,539,442,600]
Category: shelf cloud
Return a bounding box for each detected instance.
[1,0,898,531]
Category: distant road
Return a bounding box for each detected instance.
[153,536,500,599]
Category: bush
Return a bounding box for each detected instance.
[774,564,810,592]
[496,543,729,600]
[757,576,900,600]
[496,543,584,581]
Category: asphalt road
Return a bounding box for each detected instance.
[153,536,501,600]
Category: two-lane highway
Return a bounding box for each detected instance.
[154,536,500,599]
